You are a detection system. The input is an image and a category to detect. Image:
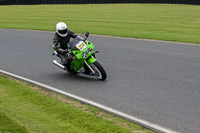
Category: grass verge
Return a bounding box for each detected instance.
[0,75,155,133]
[0,4,200,44]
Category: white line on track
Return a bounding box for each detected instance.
[0,70,178,133]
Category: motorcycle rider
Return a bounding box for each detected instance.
[53,22,77,73]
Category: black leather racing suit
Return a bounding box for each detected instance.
[53,30,77,51]
[53,30,77,70]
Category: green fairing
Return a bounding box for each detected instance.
[70,41,96,72]
[87,58,96,65]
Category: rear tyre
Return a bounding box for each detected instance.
[91,61,107,80]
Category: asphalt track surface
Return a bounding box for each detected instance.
[1,29,200,133]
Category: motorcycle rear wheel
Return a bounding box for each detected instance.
[91,61,107,80]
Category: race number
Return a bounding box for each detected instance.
[76,41,87,51]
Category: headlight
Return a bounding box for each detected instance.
[87,48,93,54]
[82,52,87,58]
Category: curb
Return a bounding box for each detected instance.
[0,69,178,133]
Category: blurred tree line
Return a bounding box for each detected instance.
[0,0,199,5]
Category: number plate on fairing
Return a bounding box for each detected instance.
[76,41,87,51]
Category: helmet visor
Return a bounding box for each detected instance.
[58,29,67,35]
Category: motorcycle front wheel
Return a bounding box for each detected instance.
[91,61,107,80]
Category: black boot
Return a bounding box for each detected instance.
[64,62,72,74]
[61,59,68,65]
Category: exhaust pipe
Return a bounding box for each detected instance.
[53,60,66,70]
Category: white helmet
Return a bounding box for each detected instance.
[56,22,68,37]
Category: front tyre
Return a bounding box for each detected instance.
[91,61,107,80]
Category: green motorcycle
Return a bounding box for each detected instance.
[52,31,107,80]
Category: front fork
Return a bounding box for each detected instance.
[84,60,95,74]
[84,56,96,74]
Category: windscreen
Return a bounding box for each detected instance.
[69,36,87,50]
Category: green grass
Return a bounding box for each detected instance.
[0,4,200,44]
[0,111,28,133]
[0,75,154,133]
